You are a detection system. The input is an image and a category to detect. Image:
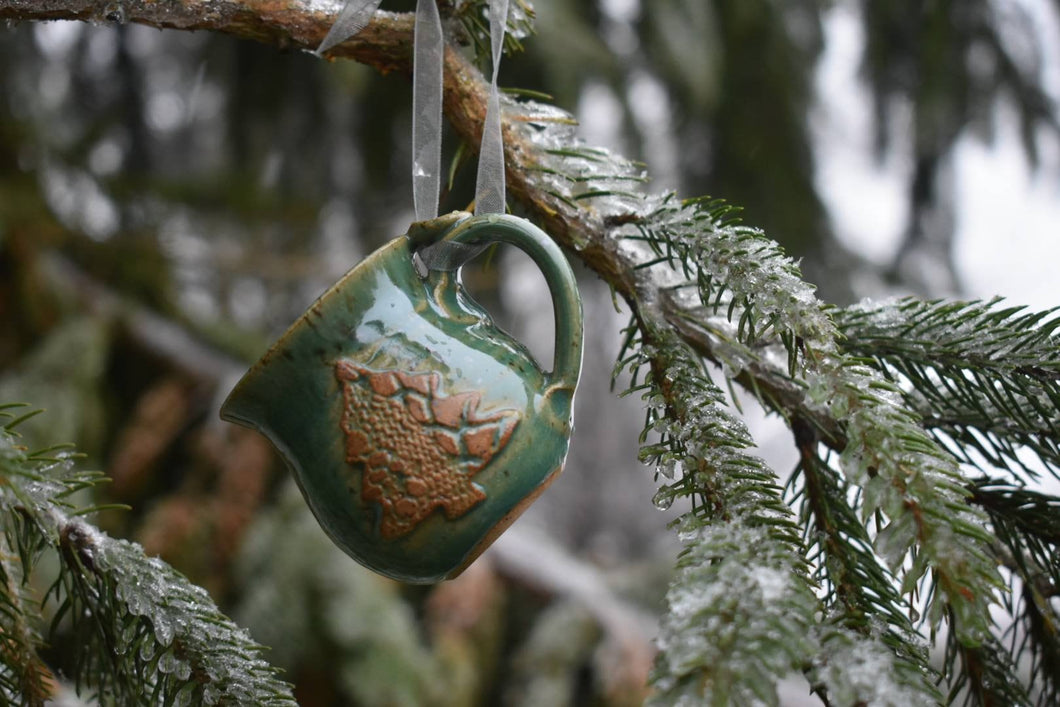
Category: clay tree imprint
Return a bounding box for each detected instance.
[335,360,520,539]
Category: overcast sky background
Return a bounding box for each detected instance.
[816,2,1060,312]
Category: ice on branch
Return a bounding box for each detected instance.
[0,414,296,705]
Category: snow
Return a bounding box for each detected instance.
[814,628,936,707]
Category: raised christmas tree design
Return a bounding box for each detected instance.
[335,359,520,539]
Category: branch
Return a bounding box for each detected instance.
[0,415,298,704]
[1,1,633,289]
[0,0,403,62]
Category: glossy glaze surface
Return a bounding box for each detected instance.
[221,213,583,583]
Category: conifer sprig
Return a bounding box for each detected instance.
[623,324,940,704]
[609,192,1002,649]
[453,0,535,60]
[972,480,1060,705]
[792,437,940,700]
[626,326,820,704]
[836,297,1060,481]
[0,409,297,706]
[944,631,1033,707]
[0,530,52,704]
[513,95,1005,699]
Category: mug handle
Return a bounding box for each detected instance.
[413,212,583,389]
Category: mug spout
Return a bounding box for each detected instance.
[219,373,268,433]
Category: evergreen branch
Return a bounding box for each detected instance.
[817,357,1000,645]
[944,628,1033,707]
[0,417,297,705]
[629,325,941,705]
[810,627,939,707]
[649,519,817,705]
[0,535,53,706]
[607,195,1001,650]
[792,422,941,701]
[627,326,821,705]
[451,0,535,60]
[836,297,1060,481]
[630,196,835,360]
[838,297,1060,381]
[0,430,93,706]
[972,482,1060,575]
[973,480,1060,704]
[55,524,296,704]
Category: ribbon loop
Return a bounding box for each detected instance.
[317,1,512,263]
[474,0,510,216]
[412,0,445,222]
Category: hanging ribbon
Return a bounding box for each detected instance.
[315,0,384,56]
[316,0,510,259]
[412,0,444,221]
[474,0,509,216]
[420,0,508,270]
[316,0,445,221]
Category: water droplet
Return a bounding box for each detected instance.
[103,1,126,24]
[139,637,158,662]
[653,486,675,510]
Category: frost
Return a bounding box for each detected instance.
[513,98,652,224]
[753,567,789,603]
[153,614,174,646]
[654,456,682,481]
[454,0,535,41]
[0,421,290,703]
[79,535,298,704]
[503,0,534,39]
[801,340,1000,643]
[813,629,937,706]
[632,313,944,704]
[158,649,191,680]
[517,99,576,125]
[650,523,818,706]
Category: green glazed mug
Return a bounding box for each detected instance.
[220,212,583,583]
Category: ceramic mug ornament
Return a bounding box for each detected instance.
[221,211,583,583]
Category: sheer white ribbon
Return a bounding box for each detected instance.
[317,0,509,231]
[315,0,383,57]
[412,0,444,221]
[473,0,509,216]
